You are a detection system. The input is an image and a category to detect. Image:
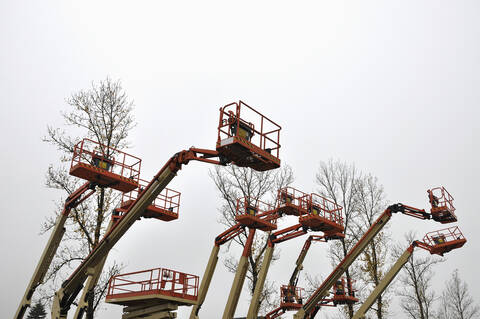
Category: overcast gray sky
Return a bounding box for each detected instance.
[1,1,479,318]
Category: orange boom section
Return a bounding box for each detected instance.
[118,179,180,222]
[277,187,309,217]
[70,138,141,193]
[299,193,344,237]
[427,186,457,224]
[421,226,467,256]
[235,197,278,231]
[105,267,199,307]
[217,101,281,172]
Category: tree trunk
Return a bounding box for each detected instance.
[371,242,382,319]
[412,268,425,319]
[86,187,105,317]
[342,240,354,318]
[94,188,105,247]
[86,290,95,319]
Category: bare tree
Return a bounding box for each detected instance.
[392,231,443,319]
[39,78,135,318]
[314,160,392,318]
[315,159,360,318]
[210,164,294,314]
[353,174,390,319]
[438,269,480,319]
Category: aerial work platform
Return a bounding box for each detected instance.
[330,278,358,306]
[314,277,358,309]
[235,197,278,231]
[276,187,309,216]
[70,138,141,192]
[217,101,281,172]
[119,179,181,222]
[428,186,457,224]
[105,267,198,309]
[352,226,467,319]
[266,286,304,319]
[421,226,467,256]
[280,285,304,309]
[19,102,284,319]
[299,193,344,235]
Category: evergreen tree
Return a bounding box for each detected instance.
[26,302,46,319]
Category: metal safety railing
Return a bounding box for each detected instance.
[107,267,199,299]
[218,101,281,159]
[121,179,180,216]
[277,187,309,210]
[423,226,465,246]
[71,138,141,184]
[280,285,304,305]
[307,193,344,226]
[236,197,278,225]
[428,186,455,213]
[333,277,356,295]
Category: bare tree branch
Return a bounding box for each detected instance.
[393,231,444,319]
[438,269,480,319]
[210,164,294,314]
[37,78,134,318]
[313,160,391,319]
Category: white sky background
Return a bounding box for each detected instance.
[1,1,479,318]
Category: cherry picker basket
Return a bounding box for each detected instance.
[70,138,141,192]
[331,277,358,305]
[318,277,358,307]
[217,101,281,172]
[422,226,466,256]
[105,267,199,307]
[276,187,309,216]
[265,286,304,319]
[427,187,457,223]
[299,193,344,236]
[235,197,278,231]
[118,179,180,222]
[280,285,304,308]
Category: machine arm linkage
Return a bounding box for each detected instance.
[177,148,226,166]
[264,235,328,319]
[15,181,96,319]
[190,223,246,319]
[294,203,429,319]
[389,203,430,220]
[267,307,288,319]
[72,218,116,319]
[51,147,225,319]
[270,224,308,246]
[353,225,467,319]
[223,229,257,319]
[215,223,245,246]
[246,224,309,319]
[223,203,283,319]
[63,182,97,213]
[352,241,419,319]
[289,235,326,288]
